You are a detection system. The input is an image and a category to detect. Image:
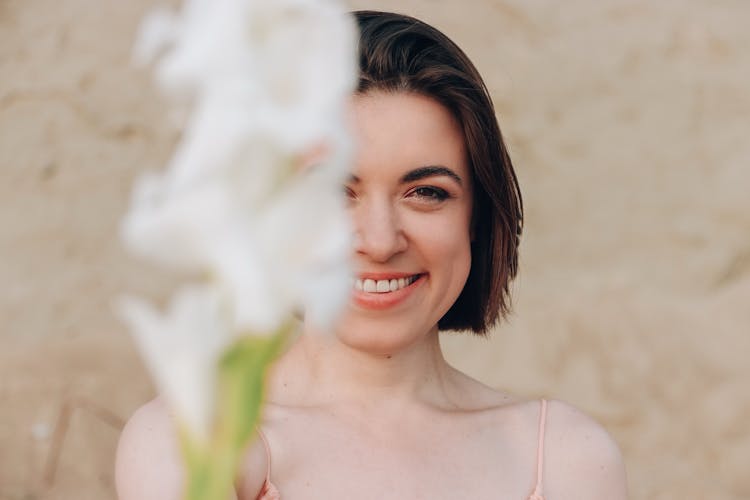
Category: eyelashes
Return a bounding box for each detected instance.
[408,186,450,202]
[343,185,452,205]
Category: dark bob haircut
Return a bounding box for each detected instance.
[353,11,523,335]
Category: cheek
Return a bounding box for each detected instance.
[409,211,472,283]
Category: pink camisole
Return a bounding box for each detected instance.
[255,399,548,500]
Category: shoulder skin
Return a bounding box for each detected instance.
[115,398,268,500]
[542,399,629,500]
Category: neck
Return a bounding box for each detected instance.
[268,324,458,413]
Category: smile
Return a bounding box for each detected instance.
[350,273,425,311]
[354,274,421,293]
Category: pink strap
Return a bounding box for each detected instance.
[256,426,273,483]
[255,427,281,499]
[529,399,548,499]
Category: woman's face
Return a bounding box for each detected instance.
[332,91,473,353]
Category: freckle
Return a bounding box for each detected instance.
[386,355,392,359]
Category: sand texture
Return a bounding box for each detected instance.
[1,0,749,498]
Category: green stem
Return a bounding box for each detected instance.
[182,323,293,500]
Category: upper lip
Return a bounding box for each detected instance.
[356,272,423,280]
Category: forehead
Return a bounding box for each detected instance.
[350,92,467,178]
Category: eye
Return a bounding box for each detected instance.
[408,186,450,203]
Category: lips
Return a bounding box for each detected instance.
[351,273,425,310]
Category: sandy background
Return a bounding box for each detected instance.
[1,0,748,498]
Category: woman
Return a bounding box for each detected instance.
[116,11,628,499]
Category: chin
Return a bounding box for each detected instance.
[334,317,429,356]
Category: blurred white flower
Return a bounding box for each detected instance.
[117,286,231,440]
[121,0,356,444]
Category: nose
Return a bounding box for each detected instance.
[352,196,407,263]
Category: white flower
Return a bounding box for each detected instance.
[117,286,231,441]
[124,0,356,333]
[120,0,357,440]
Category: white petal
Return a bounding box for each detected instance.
[255,161,352,329]
[132,7,179,67]
[120,174,232,271]
[212,229,289,333]
[116,286,231,440]
[141,0,357,150]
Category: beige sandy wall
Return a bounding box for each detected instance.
[1,0,748,498]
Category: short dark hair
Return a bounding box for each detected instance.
[354,11,523,335]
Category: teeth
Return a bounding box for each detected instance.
[355,275,420,293]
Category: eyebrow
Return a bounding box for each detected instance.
[348,165,463,186]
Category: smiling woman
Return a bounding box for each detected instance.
[116,10,628,500]
[338,91,474,352]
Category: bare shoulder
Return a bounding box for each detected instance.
[116,397,268,500]
[544,399,629,500]
[115,397,184,500]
